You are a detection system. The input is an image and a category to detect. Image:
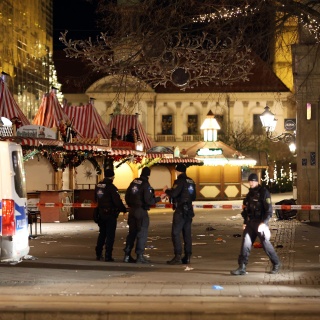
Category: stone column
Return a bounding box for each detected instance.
[242,101,249,122]
[175,101,182,141]
[146,100,155,140]
[292,43,320,221]
[226,96,235,136]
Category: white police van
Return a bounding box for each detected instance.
[0,140,29,262]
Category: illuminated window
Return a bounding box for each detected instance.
[187,115,198,134]
[161,115,173,134]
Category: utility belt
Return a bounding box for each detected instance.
[176,202,193,218]
[247,214,262,222]
[95,207,119,223]
[172,202,183,211]
[127,204,150,210]
[99,207,119,215]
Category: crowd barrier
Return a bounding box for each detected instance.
[34,202,320,210]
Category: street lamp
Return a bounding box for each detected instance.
[200,110,221,142]
[260,106,296,153]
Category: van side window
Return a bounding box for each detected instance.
[12,151,26,198]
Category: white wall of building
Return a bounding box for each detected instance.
[25,156,54,192]
[62,76,294,151]
[75,160,98,188]
[62,167,70,190]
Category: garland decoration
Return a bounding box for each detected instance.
[88,157,102,175]
[23,149,40,162]
[115,157,131,168]
[138,157,161,169]
[20,143,143,173]
[132,156,143,164]
[21,145,109,172]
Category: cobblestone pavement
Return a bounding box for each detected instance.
[0,194,320,319]
[0,206,319,296]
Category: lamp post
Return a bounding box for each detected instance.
[260,105,297,199]
[260,106,296,153]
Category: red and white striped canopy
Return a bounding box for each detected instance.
[63,143,111,152]
[0,78,30,126]
[107,114,153,150]
[64,103,110,138]
[109,148,145,156]
[146,153,203,165]
[5,137,63,147]
[33,90,70,128]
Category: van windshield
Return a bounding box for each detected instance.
[12,150,26,198]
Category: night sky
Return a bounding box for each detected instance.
[53,0,98,50]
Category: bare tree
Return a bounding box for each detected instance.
[219,120,267,153]
[59,0,320,91]
[219,120,296,167]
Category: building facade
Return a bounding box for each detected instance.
[59,61,295,201]
[293,33,320,222]
[0,0,53,119]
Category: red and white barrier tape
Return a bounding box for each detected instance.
[34,202,320,210]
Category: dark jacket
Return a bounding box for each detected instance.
[125,175,160,210]
[95,178,127,221]
[241,185,272,225]
[165,173,196,217]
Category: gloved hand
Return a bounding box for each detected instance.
[258,223,270,240]
[258,223,266,233]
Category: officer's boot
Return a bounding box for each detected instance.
[123,246,136,263]
[230,264,246,275]
[181,254,191,264]
[136,254,149,264]
[167,254,181,265]
[105,251,114,262]
[123,253,136,263]
[270,262,281,274]
[95,246,103,261]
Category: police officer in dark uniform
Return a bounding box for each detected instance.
[231,173,281,275]
[95,168,127,262]
[123,167,161,264]
[164,163,196,265]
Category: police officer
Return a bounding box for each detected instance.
[95,168,127,262]
[231,173,281,275]
[123,167,161,264]
[163,163,196,265]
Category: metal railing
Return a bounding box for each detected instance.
[75,184,96,190]
[182,134,201,142]
[46,184,58,191]
[156,134,176,142]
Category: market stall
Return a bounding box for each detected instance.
[33,88,70,130]
[106,114,153,151]
[64,101,111,139]
[0,75,30,128]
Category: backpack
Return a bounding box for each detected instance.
[275,198,297,220]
